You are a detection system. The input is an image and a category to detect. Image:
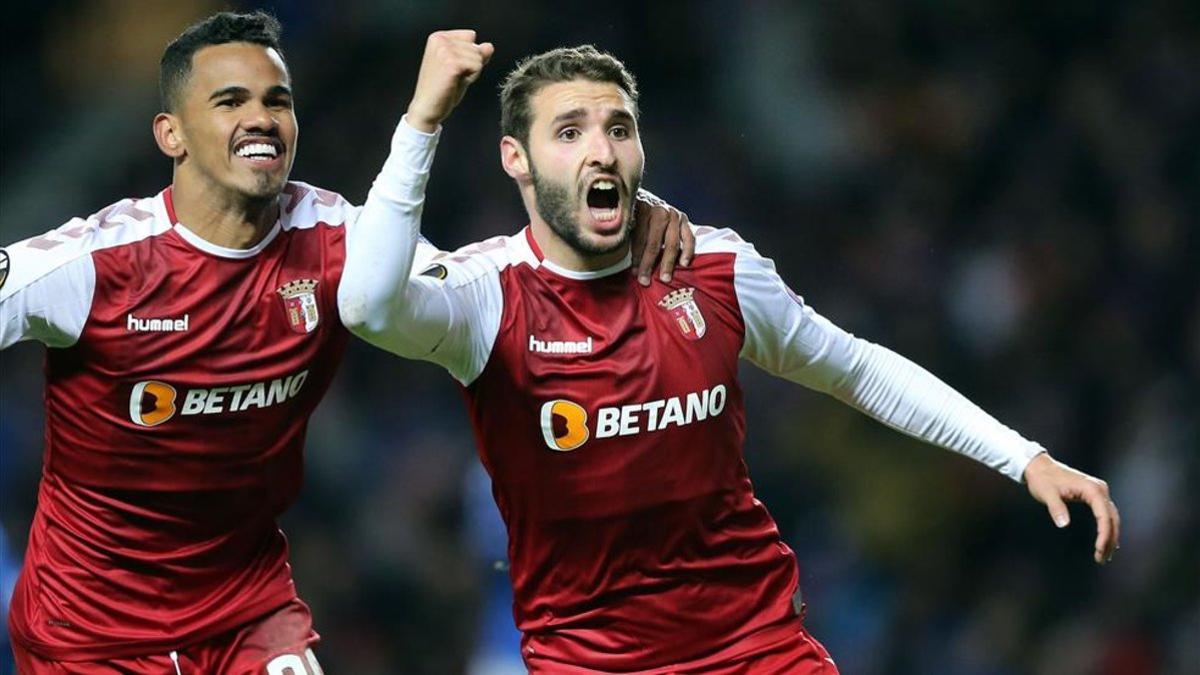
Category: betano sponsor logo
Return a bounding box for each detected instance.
[129,370,309,426]
[529,334,594,355]
[539,384,728,451]
[127,313,190,332]
[539,400,590,451]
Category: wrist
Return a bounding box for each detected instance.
[1022,451,1052,483]
[404,106,441,134]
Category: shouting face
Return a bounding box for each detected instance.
[522,79,644,258]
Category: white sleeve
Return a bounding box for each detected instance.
[1,236,96,349]
[405,253,504,385]
[335,116,501,384]
[337,115,448,353]
[727,231,1046,482]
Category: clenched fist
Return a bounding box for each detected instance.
[407,30,494,133]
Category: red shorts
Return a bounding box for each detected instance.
[526,626,839,674]
[686,627,839,674]
[11,598,322,674]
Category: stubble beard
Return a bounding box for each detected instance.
[192,158,287,214]
[225,175,284,219]
[530,163,640,257]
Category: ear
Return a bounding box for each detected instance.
[153,112,187,159]
[500,135,530,181]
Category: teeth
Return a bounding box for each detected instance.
[589,208,618,221]
[236,143,278,158]
[593,180,616,191]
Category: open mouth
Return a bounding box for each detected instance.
[585,178,622,225]
[233,137,284,166]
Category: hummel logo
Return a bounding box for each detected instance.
[529,334,594,355]
[127,313,190,332]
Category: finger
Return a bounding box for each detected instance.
[1107,499,1121,561]
[453,47,488,83]
[657,210,682,282]
[679,212,695,267]
[630,202,649,271]
[479,42,495,64]
[1043,492,1070,529]
[438,29,478,42]
[636,213,666,286]
[1084,488,1113,564]
[449,42,485,67]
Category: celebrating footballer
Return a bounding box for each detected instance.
[0,13,693,674]
[347,44,1123,673]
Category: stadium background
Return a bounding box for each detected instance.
[1,1,1196,673]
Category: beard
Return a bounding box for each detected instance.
[530,162,641,257]
[245,172,286,200]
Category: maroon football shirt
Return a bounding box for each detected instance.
[5,183,353,660]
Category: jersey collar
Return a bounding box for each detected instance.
[523,226,632,280]
[162,186,282,259]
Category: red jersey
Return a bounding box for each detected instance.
[0,119,442,662]
[470,230,801,670]
[367,220,1045,672]
[4,183,353,660]
[385,226,800,670]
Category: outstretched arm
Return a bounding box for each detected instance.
[722,227,1121,564]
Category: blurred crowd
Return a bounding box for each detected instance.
[1,1,1196,674]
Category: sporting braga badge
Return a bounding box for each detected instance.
[658,287,706,340]
[277,279,320,334]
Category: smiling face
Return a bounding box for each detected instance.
[520,79,645,259]
[163,42,297,204]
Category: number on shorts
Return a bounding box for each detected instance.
[265,648,323,675]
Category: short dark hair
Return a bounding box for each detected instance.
[500,45,638,147]
[159,11,285,112]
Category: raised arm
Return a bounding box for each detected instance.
[337,31,492,356]
[722,227,1120,564]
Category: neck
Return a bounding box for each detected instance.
[170,175,279,250]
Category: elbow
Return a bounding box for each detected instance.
[337,289,427,359]
[337,292,369,333]
[337,291,390,337]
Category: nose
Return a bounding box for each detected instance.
[241,101,278,135]
[585,132,616,169]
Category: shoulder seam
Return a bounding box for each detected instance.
[1,197,166,300]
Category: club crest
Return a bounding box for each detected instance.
[277,278,320,334]
[658,287,706,340]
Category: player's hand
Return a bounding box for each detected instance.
[1024,453,1121,565]
[406,30,494,133]
[631,189,695,286]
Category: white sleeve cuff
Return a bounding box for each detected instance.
[371,115,442,203]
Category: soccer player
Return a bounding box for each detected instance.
[0,14,691,673]
[345,45,1123,673]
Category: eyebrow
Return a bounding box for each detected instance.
[208,84,293,101]
[550,107,635,126]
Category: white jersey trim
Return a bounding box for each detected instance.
[171,221,282,259]
[1,194,168,348]
[540,251,631,280]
